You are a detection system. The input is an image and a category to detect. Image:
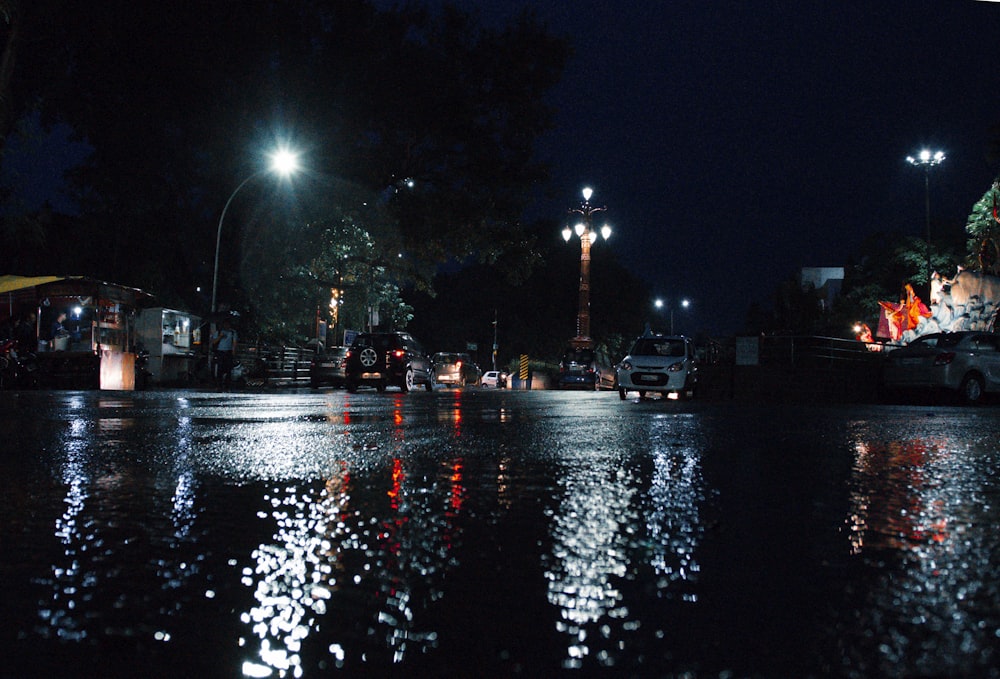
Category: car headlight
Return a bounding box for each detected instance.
[620,360,632,371]
[667,361,685,372]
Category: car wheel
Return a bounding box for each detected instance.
[402,368,414,392]
[424,379,433,392]
[960,373,985,405]
[618,387,627,400]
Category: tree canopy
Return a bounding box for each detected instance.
[1,0,570,344]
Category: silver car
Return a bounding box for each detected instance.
[883,331,1000,404]
[616,334,698,400]
[431,352,482,387]
[309,345,348,388]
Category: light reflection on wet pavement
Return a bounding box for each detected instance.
[2,390,1000,677]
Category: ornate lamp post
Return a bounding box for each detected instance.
[906,148,945,287]
[563,187,612,349]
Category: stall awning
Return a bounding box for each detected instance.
[0,275,155,307]
[0,275,67,294]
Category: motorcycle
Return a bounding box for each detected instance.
[0,339,40,389]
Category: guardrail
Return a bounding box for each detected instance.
[699,335,886,403]
[235,345,313,387]
[755,334,882,366]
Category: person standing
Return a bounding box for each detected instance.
[212,319,238,389]
[51,312,68,338]
[15,312,37,354]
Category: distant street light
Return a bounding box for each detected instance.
[563,187,611,348]
[654,297,690,335]
[906,148,945,287]
[211,148,300,321]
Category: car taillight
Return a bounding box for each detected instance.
[456,360,462,368]
[393,349,405,358]
[933,352,956,366]
[345,350,352,358]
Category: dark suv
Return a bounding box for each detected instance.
[344,332,433,393]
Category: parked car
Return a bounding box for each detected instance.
[431,352,482,387]
[882,331,1000,404]
[344,331,433,393]
[616,333,698,400]
[309,344,348,388]
[557,345,615,390]
[481,370,508,388]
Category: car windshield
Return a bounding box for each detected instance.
[433,353,461,364]
[631,338,686,357]
[908,334,961,350]
[936,334,965,348]
[562,349,594,364]
[354,335,396,352]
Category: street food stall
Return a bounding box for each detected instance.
[135,307,202,385]
[0,275,155,390]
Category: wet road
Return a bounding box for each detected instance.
[2,388,1000,678]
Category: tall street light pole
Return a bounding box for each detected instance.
[563,187,611,349]
[654,297,690,335]
[906,148,945,288]
[211,148,299,322]
[209,148,298,376]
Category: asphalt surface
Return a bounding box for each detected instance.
[2,387,999,677]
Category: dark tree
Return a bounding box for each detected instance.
[2,1,570,343]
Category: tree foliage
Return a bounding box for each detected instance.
[1,0,570,344]
[965,182,1000,273]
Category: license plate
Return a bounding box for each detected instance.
[638,374,658,382]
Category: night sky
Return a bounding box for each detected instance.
[480,0,1000,335]
[7,2,1000,336]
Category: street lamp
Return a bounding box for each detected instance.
[906,148,945,287]
[654,297,690,335]
[562,187,611,349]
[211,148,299,322]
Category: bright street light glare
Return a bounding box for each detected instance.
[906,148,945,168]
[270,148,300,176]
[582,187,593,202]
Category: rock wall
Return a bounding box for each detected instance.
[903,270,1000,342]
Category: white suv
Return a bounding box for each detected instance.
[616,333,697,400]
